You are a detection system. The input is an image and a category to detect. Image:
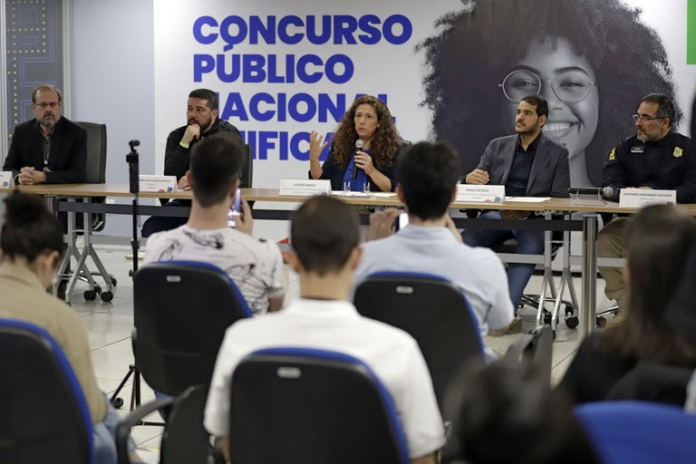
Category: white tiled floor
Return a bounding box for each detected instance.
[70,243,615,458]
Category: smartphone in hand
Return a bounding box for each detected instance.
[228,188,242,228]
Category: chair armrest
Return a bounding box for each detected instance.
[116,397,174,464]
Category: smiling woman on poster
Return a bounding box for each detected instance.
[419,0,681,187]
[308,95,403,192]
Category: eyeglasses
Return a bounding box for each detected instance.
[35,102,60,109]
[632,114,663,123]
[500,69,596,103]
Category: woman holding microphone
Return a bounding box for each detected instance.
[309,95,404,192]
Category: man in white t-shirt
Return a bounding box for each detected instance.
[205,196,445,464]
[354,141,514,337]
[144,134,285,314]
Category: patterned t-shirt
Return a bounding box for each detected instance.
[144,225,286,315]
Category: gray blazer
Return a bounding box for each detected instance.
[474,133,570,198]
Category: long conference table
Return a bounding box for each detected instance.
[3,183,695,339]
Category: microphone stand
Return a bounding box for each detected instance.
[109,141,160,425]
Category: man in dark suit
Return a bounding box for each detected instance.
[4,84,86,185]
[462,94,570,331]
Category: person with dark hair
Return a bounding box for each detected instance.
[309,95,404,192]
[204,196,445,464]
[144,134,285,315]
[419,0,681,188]
[142,88,243,237]
[445,359,600,464]
[598,93,696,311]
[0,192,141,463]
[3,83,86,184]
[560,205,696,404]
[354,141,513,341]
[460,95,570,327]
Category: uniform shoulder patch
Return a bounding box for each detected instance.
[673,146,683,158]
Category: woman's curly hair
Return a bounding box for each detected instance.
[330,95,401,169]
[417,0,680,185]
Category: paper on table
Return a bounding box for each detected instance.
[505,197,550,203]
[372,192,397,198]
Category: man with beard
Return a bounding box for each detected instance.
[599,93,696,312]
[142,88,242,236]
[4,84,86,184]
[462,94,570,333]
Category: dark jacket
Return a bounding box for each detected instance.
[474,133,570,198]
[310,141,408,192]
[164,119,242,180]
[4,117,87,184]
[602,132,696,203]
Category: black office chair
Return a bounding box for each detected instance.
[354,271,485,418]
[0,318,93,464]
[116,385,209,464]
[61,121,115,303]
[504,324,553,384]
[228,347,410,464]
[133,260,252,396]
[607,363,694,407]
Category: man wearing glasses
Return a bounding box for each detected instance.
[599,93,696,311]
[462,94,570,334]
[4,84,86,185]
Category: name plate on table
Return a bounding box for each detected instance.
[0,171,13,188]
[279,179,331,197]
[619,188,676,208]
[139,175,177,193]
[456,184,505,203]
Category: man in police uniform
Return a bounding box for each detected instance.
[599,93,696,311]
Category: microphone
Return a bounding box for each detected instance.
[568,187,615,199]
[352,139,366,180]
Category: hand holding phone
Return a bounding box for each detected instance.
[228,188,242,228]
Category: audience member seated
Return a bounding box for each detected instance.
[560,204,696,404]
[144,134,285,315]
[0,192,140,464]
[204,196,445,464]
[444,359,599,464]
[308,95,404,192]
[354,141,514,340]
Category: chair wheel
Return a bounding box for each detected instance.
[101,291,114,302]
[112,397,124,409]
[111,277,118,287]
[565,316,579,329]
[564,305,574,317]
[94,284,102,294]
[596,317,607,328]
[84,290,97,301]
[543,310,553,325]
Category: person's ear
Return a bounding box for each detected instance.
[450,187,458,205]
[396,185,406,204]
[286,251,302,273]
[349,246,364,271]
[230,178,240,199]
[211,109,219,120]
[539,114,547,127]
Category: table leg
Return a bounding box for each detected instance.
[581,214,598,339]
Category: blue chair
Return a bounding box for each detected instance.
[575,401,696,464]
[354,271,485,418]
[228,347,410,464]
[0,318,93,464]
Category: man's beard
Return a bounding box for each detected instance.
[39,114,60,128]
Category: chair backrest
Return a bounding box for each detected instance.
[607,363,694,407]
[575,401,696,464]
[134,261,252,396]
[76,122,107,184]
[0,318,93,464]
[354,272,485,418]
[504,325,553,383]
[240,144,253,188]
[229,347,409,464]
[159,385,211,464]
